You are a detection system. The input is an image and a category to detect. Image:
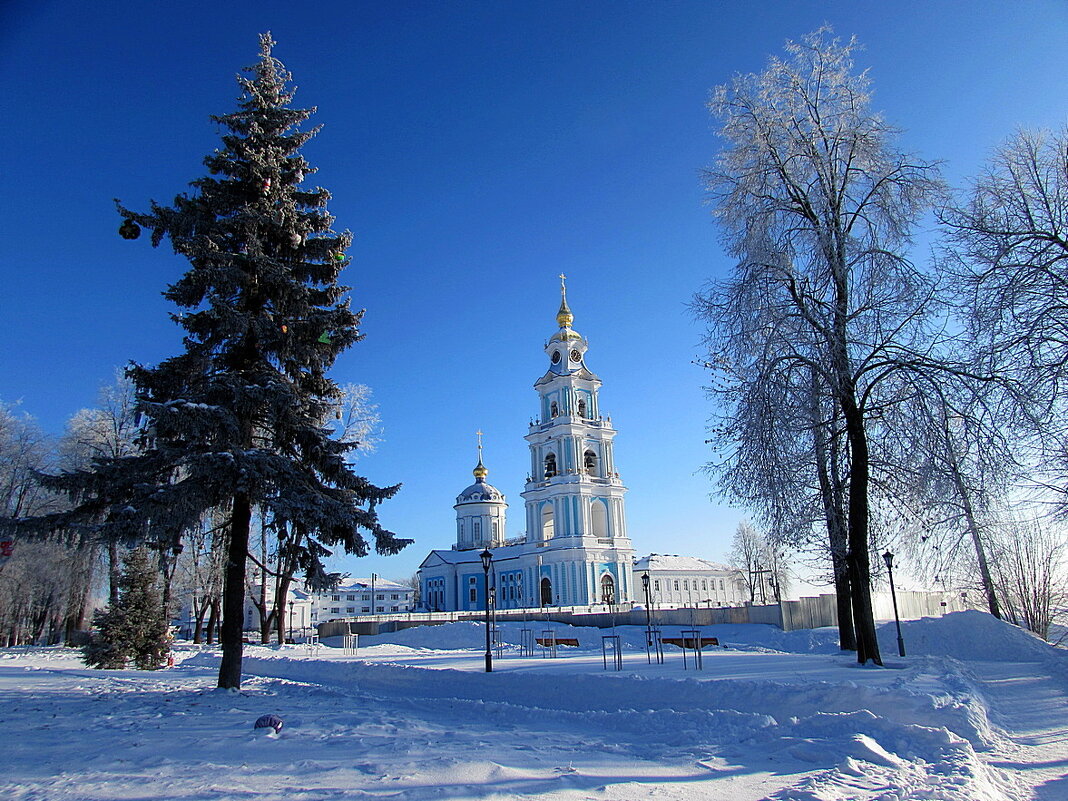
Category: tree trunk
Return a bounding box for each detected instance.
[108,540,121,607]
[944,439,1002,619]
[275,574,293,644]
[841,398,882,666]
[811,371,857,651]
[206,598,220,644]
[218,492,251,689]
[259,513,271,644]
[192,600,206,643]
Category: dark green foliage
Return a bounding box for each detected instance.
[27,33,410,688]
[83,547,169,670]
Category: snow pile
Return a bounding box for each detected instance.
[3,611,1065,801]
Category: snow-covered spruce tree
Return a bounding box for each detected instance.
[83,547,170,670]
[46,33,408,689]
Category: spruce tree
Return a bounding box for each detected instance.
[37,33,409,689]
[83,547,170,670]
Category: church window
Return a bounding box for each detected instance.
[674,580,679,591]
[544,453,557,478]
[584,450,597,475]
[702,580,708,591]
[600,574,616,604]
[550,401,559,418]
[683,579,688,590]
[578,398,587,418]
[473,520,481,540]
[346,594,355,601]
[720,579,725,591]
[654,580,660,592]
[470,587,477,603]
[541,504,555,540]
[591,499,609,539]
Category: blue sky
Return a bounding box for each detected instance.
[2,2,1067,587]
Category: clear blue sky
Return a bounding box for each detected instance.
[2,2,1066,586]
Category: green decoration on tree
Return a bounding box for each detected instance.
[318,331,332,344]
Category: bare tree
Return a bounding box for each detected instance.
[59,371,141,606]
[697,28,946,664]
[941,127,1068,508]
[730,521,764,603]
[990,517,1066,640]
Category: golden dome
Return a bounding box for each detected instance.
[556,273,574,329]
[473,459,488,480]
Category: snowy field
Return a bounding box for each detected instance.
[0,612,1065,801]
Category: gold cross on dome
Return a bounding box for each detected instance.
[476,430,483,452]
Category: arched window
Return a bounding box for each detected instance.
[577,398,587,418]
[584,449,597,475]
[473,520,481,542]
[540,577,553,606]
[550,401,559,418]
[544,453,557,478]
[600,574,616,605]
[541,504,555,541]
[591,499,609,539]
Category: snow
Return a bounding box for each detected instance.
[0,611,1065,800]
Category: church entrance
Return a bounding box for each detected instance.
[540,577,553,606]
[600,574,616,605]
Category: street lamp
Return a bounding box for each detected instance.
[641,572,652,629]
[288,599,294,643]
[480,549,493,673]
[882,551,906,657]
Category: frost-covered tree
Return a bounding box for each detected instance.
[697,28,946,665]
[60,370,141,606]
[32,34,410,688]
[942,127,1068,508]
[83,547,170,670]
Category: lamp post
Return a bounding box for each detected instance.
[641,572,652,629]
[287,599,294,643]
[882,551,906,657]
[480,549,493,673]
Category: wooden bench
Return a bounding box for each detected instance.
[536,637,580,647]
[661,636,719,649]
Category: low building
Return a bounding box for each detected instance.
[633,554,747,608]
[313,578,415,622]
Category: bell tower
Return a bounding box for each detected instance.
[520,277,633,605]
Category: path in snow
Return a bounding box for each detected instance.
[974,660,1068,801]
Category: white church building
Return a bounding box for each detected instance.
[418,280,637,611]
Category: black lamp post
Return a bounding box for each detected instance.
[288,599,294,642]
[641,572,652,629]
[480,549,493,673]
[882,550,906,657]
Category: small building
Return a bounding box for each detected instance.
[633,554,747,608]
[313,578,415,622]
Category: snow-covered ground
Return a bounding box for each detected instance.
[0,611,1065,800]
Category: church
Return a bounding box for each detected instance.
[418,278,637,611]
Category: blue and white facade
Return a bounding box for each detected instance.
[418,280,635,611]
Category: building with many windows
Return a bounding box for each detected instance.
[633,554,746,608]
[313,578,415,622]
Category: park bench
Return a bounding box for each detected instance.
[661,636,719,649]
[536,637,580,647]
